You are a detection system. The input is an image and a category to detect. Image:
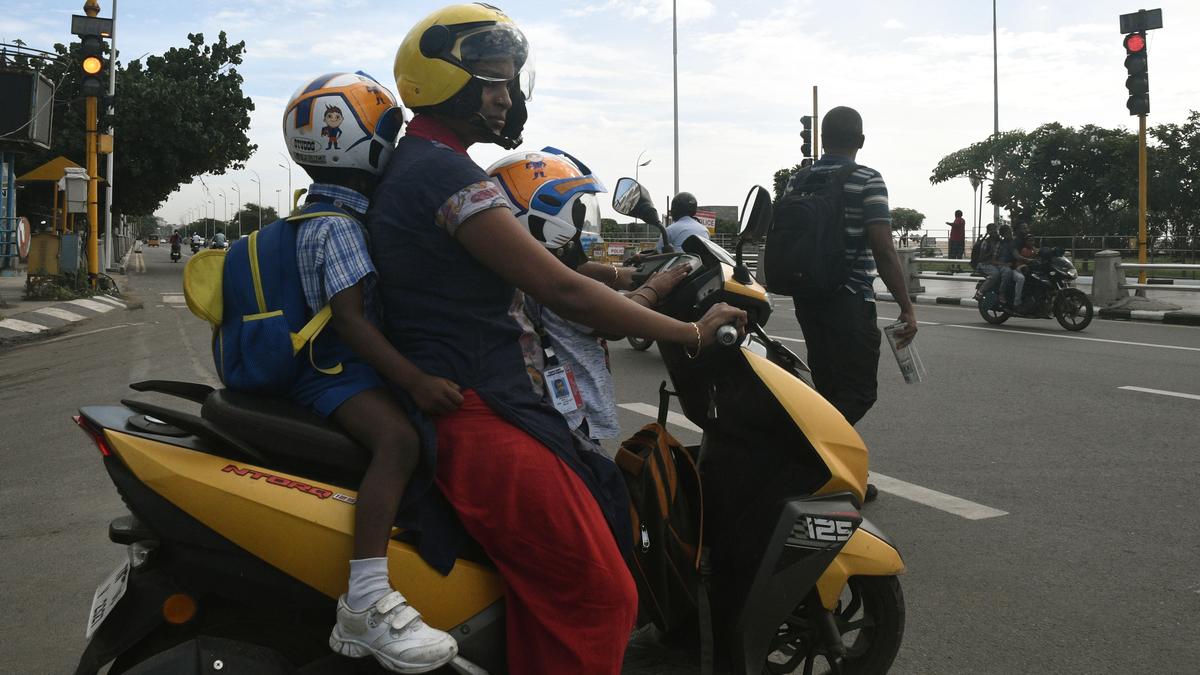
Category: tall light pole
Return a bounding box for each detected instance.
[248,168,262,232]
[278,152,293,212]
[217,191,228,235]
[103,0,118,272]
[275,189,282,216]
[671,0,679,195]
[635,150,651,182]
[991,0,1001,227]
[230,181,242,239]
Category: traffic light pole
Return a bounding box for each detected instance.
[1137,113,1147,288]
[86,94,99,285]
[812,86,819,160]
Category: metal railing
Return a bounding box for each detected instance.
[1117,263,1200,292]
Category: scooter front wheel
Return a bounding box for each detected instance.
[627,336,655,351]
[1054,288,1093,331]
[765,575,905,675]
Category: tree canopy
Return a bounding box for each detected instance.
[15,32,256,217]
[890,207,925,235]
[929,112,1200,247]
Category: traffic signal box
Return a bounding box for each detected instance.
[800,115,813,159]
[1123,32,1149,116]
[71,13,113,99]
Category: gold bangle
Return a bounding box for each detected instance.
[686,322,701,359]
[610,263,620,283]
[641,286,660,303]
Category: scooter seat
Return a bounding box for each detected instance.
[201,388,370,480]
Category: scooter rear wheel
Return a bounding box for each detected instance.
[765,575,905,675]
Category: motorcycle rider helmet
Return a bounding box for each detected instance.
[487,147,605,255]
[282,71,405,177]
[670,191,698,219]
[394,3,533,149]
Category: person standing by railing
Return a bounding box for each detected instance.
[947,210,966,259]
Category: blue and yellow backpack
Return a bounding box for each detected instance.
[183,203,351,392]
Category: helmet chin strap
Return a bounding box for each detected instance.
[468,112,522,150]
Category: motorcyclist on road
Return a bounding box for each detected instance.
[655,191,710,252]
[210,232,227,249]
[370,5,746,673]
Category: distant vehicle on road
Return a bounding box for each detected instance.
[147,235,159,247]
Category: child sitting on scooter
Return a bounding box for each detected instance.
[281,73,459,673]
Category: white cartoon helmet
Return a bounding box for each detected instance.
[282,71,405,176]
[487,147,605,253]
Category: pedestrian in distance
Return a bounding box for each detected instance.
[947,209,966,259]
[785,105,918,502]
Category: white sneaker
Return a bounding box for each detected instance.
[329,591,458,674]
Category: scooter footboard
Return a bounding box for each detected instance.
[814,518,905,610]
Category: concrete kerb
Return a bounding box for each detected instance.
[876,292,1200,326]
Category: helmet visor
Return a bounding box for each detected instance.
[453,24,535,100]
[572,193,602,234]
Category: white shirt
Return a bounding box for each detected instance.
[656,215,710,252]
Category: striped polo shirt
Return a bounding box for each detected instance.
[785,154,891,299]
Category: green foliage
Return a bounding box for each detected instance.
[890,207,925,234]
[773,164,804,202]
[715,217,738,235]
[228,203,279,235]
[928,114,1200,244]
[15,33,256,218]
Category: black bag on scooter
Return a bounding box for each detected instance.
[615,422,703,634]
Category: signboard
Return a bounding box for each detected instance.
[695,209,717,234]
[607,243,627,257]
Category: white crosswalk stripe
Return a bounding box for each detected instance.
[162,294,186,306]
[0,318,50,334]
[91,295,126,307]
[33,307,87,322]
[66,299,115,313]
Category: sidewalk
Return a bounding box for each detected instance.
[0,269,142,347]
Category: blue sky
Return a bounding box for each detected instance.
[7,1,1200,238]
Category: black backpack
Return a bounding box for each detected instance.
[763,163,858,299]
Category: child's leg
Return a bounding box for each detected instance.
[328,387,458,672]
[330,387,419,561]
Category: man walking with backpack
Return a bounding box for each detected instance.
[782,107,917,498]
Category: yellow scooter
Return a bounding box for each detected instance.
[71,182,904,675]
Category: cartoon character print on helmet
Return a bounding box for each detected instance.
[283,71,405,176]
[487,147,606,258]
[394,3,534,149]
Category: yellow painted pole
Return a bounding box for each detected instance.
[86,95,99,285]
[1137,113,1147,287]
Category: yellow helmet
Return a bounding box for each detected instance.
[394,3,533,147]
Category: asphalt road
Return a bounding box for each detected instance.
[2,245,1199,674]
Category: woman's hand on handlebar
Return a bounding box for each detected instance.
[640,265,689,305]
[695,303,747,349]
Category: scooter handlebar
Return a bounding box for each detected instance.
[716,324,740,347]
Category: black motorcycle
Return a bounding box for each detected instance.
[170,244,181,263]
[190,242,201,254]
[976,248,1093,331]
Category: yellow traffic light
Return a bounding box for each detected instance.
[82,55,103,75]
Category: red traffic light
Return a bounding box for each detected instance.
[1124,33,1146,53]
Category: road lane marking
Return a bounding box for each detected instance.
[868,474,1008,520]
[944,324,1200,352]
[618,401,1008,520]
[67,298,115,313]
[0,318,49,333]
[879,316,941,326]
[1118,386,1200,402]
[33,307,87,322]
[11,323,148,349]
[162,294,186,305]
[618,402,702,433]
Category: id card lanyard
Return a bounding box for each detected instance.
[530,304,583,415]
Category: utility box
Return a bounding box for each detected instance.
[26,232,61,275]
[60,167,89,214]
[59,232,83,274]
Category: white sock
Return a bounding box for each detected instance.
[346,557,393,612]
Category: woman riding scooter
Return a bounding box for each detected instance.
[369,5,746,673]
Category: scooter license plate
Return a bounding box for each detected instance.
[85,559,130,639]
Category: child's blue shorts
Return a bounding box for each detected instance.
[291,358,384,418]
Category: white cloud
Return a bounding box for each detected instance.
[884,18,905,30]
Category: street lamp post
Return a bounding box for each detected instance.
[275,189,282,216]
[217,191,228,235]
[207,199,214,241]
[992,0,1001,227]
[231,181,242,239]
[671,0,679,195]
[635,150,651,183]
[278,152,293,213]
[248,168,263,232]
